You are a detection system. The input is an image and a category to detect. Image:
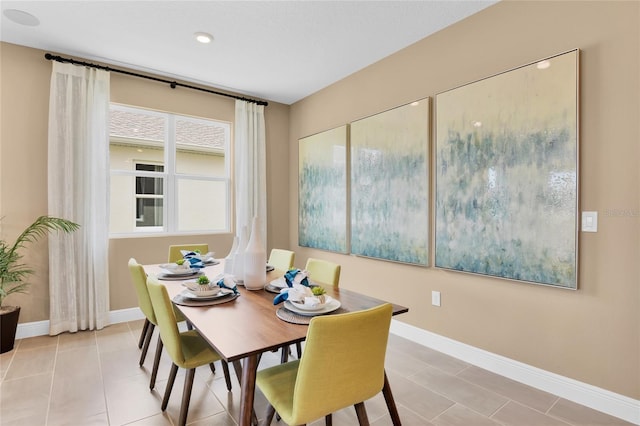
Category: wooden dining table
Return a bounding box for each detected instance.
[144,261,409,426]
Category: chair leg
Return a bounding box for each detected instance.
[209,362,216,373]
[296,342,302,358]
[325,413,333,426]
[162,363,179,411]
[139,323,155,366]
[354,402,369,425]
[263,404,276,426]
[177,368,196,426]
[150,335,163,390]
[382,370,401,426]
[232,360,244,386]
[138,318,150,349]
[221,360,233,391]
[280,345,289,363]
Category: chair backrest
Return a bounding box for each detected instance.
[305,258,341,287]
[147,276,185,366]
[292,303,393,423]
[268,249,295,271]
[168,244,209,263]
[128,258,157,325]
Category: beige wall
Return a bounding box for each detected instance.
[0,42,291,317]
[1,0,638,402]
[289,1,639,400]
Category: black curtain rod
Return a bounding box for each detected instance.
[44,53,268,106]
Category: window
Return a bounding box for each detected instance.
[109,104,231,235]
[135,163,164,229]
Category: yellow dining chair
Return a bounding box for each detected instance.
[129,258,187,390]
[147,276,227,426]
[281,257,340,360]
[268,248,295,271]
[168,244,209,263]
[305,257,341,287]
[256,303,394,426]
[128,259,232,392]
[267,249,297,362]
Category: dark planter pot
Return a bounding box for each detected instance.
[0,306,21,353]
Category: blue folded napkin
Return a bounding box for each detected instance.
[182,251,205,269]
[284,268,310,287]
[274,269,310,305]
[217,274,239,295]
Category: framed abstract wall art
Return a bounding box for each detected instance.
[350,98,430,265]
[298,125,348,253]
[434,49,579,289]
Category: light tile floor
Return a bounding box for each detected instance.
[0,320,633,426]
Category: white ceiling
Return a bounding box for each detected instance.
[1,1,497,105]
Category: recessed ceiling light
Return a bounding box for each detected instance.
[3,9,40,26]
[194,32,213,44]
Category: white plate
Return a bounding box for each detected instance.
[284,297,341,316]
[160,268,199,276]
[181,284,221,297]
[160,262,191,271]
[289,296,334,311]
[157,270,203,281]
[269,277,288,288]
[181,288,234,301]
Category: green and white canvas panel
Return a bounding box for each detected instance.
[298,125,348,253]
[435,49,579,289]
[350,98,430,265]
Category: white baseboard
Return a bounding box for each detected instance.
[15,312,639,425]
[108,307,146,323]
[15,308,145,340]
[390,320,640,425]
[15,319,50,340]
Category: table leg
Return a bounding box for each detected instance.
[382,370,401,425]
[239,354,259,426]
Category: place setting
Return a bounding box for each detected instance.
[181,250,219,266]
[270,269,341,324]
[157,250,221,281]
[172,274,239,307]
[156,263,204,281]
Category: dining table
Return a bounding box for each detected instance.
[144,260,409,426]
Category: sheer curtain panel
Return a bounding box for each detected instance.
[47,62,110,334]
[234,100,267,243]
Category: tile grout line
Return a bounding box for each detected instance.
[487,398,511,423]
[544,397,583,426]
[44,335,59,426]
[429,402,463,424]
[453,364,568,422]
[394,403,433,425]
[0,343,17,382]
[94,329,113,425]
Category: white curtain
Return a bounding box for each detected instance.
[234,100,267,243]
[47,62,110,335]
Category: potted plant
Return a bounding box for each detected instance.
[0,215,79,353]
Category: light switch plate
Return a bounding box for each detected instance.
[431,291,441,307]
[582,211,598,232]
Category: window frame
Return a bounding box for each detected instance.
[134,162,164,230]
[109,103,232,237]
